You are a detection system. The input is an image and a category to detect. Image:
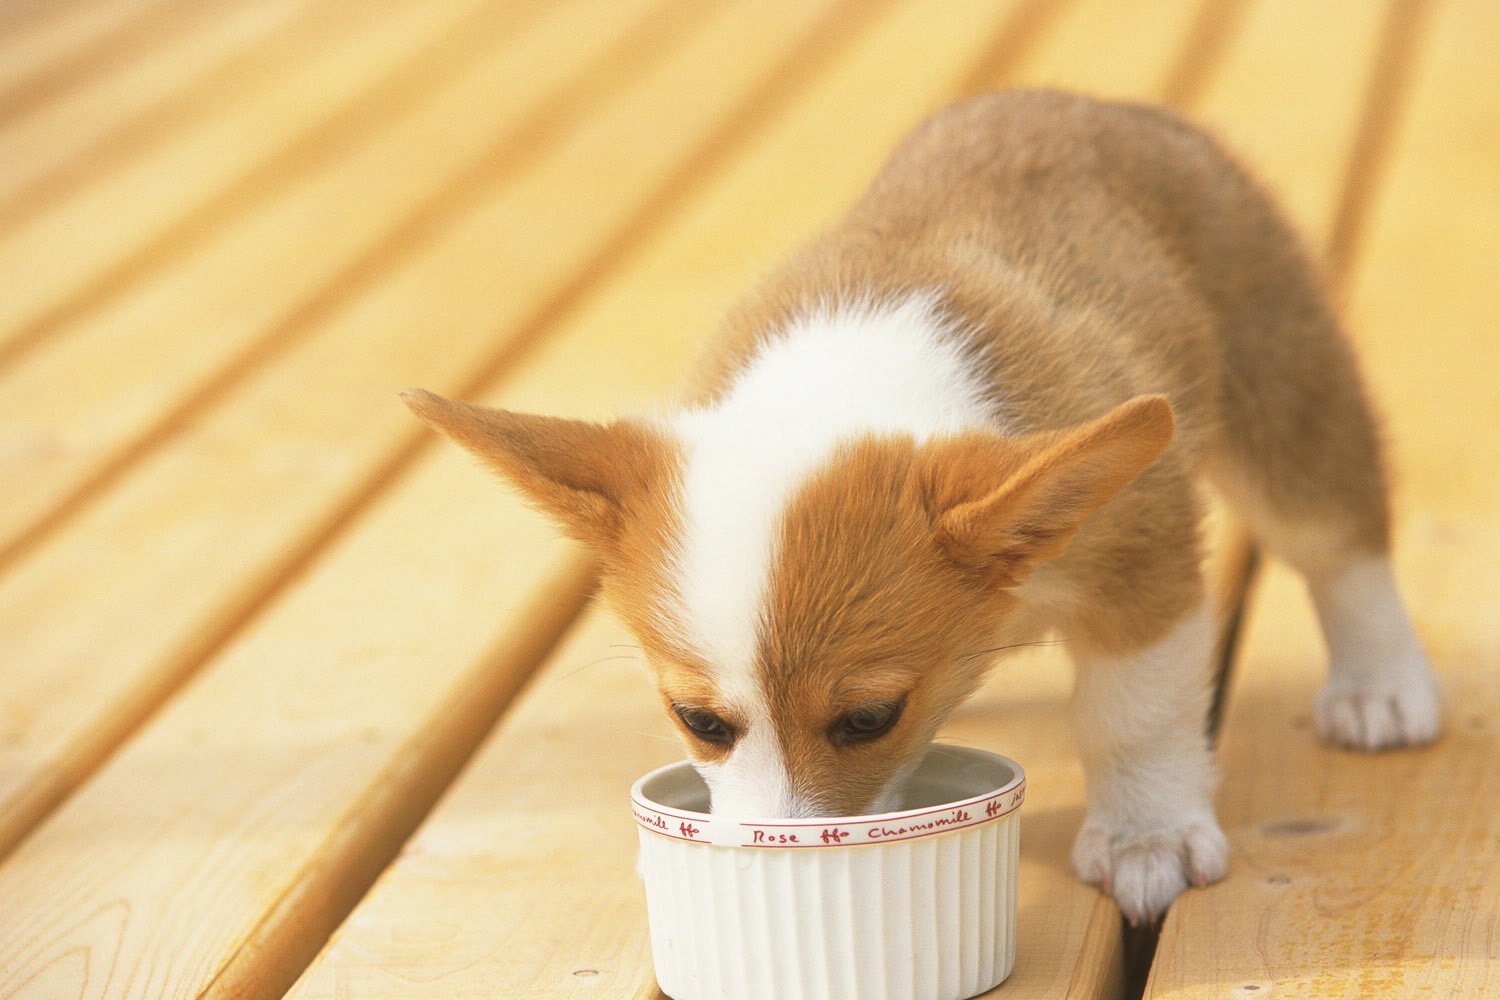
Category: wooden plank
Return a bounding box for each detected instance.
[0,0,637,570]
[1147,0,1500,995]
[0,2,890,997]
[0,0,495,357]
[287,2,1262,997]
[0,0,82,38]
[0,0,321,223]
[0,0,193,118]
[1005,0,1209,102]
[0,0,680,857]
[1188,0,1388,244]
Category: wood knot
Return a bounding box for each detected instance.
[1260,817,1339,838]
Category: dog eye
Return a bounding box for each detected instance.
[674,705,735,746]
[832,699,904,745]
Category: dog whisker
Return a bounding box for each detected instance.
[562,653,646,679]
[958,638,1067,664]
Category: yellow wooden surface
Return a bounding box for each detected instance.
[0,1,1494,998]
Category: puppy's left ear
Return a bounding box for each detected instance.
[931,395,1174,588]
[402,388,670,552]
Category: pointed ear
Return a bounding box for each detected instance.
[402,388,670,550]
[931,395,1174,588]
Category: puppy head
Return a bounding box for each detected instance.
[405,389,1171,817]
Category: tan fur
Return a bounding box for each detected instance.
[695,91,1387,562]
[401,388,675,553]
[405,90,1423,917]
[759,437,1008,812]
[932,396,1174,588]
[754,399,1173,813]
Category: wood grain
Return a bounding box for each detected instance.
[0,0,318,219]
[0,1,1491,997]
[0,0,497,357]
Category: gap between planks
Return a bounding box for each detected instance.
[1322,0,1439,289]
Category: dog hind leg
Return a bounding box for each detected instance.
[1208,306,1440,751]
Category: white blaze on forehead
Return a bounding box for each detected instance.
[665,292,997,713]
[695,725,802,817]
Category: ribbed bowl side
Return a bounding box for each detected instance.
[1000,813,1020,979]
[639,805,1019,1000]
[637,829,689,998]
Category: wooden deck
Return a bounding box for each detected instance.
[1,1,1495,997]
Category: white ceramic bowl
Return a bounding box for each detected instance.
[631,746,1025,1000]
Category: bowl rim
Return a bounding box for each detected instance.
[631,745,1025,849]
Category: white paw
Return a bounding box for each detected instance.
[1316,668,1442,751]
[1308,556,1442,752]
[1071,815,1228,925]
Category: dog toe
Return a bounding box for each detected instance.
[1316,672,1441,751]
[1072,817,1228,925]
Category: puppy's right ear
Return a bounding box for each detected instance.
[402,388,670,551]
[927,395,1174,589]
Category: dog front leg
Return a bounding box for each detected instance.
[1068,600,1228,924]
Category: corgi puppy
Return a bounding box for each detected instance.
[404,90,1441,923]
